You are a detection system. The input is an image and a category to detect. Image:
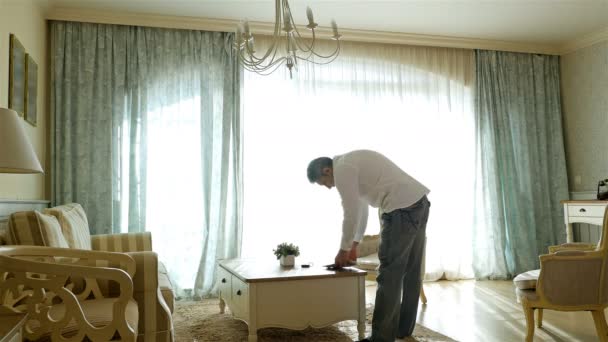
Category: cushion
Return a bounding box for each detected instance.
[35,211,69,248]
[513,269,540,290]
[357,252,380,271]
[31,298,139,340]
[44,203,92,250]
[357,234,380,257]
[7,211,46,246]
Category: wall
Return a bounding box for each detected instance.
[561,40,608,193]
[0,0,48,200]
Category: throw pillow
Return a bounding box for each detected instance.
[7,211,46,245]
[44,203,92,250]
[35,211,69,248]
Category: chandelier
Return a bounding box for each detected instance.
[229,0,342,78]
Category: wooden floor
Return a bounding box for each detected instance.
[365,280,600,342]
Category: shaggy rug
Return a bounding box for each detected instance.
[173,299,456,341]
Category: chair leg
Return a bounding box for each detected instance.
[536,308,543,328]
[523,304,535,342]
[591,310,608,342]
[420,284,427,304]
[419,235,427,305]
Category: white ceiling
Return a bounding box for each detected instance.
[49,0,608,45]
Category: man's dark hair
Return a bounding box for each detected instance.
[307,157,333,183]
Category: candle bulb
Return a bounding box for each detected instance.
[306,6,317,29]
[331,20,341,40]
[243,20,251,38]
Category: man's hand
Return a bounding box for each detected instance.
[335,249,351,267]
[348,241,359,262]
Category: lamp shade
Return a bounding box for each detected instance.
[0,108,43,173]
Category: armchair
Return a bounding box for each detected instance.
[0,245,138,341]
[6,204,174,341]
[513,206,608,342]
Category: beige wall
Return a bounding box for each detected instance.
[0,0,48,200]
[561,41,608,193]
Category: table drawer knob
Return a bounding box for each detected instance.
[579,208,587,213]
[221,278,226,283]
[236,290,242,296]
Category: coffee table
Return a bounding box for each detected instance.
[217,259,367,342]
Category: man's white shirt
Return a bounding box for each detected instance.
[333,150,430,251]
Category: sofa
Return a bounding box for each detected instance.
[3,203,175,341]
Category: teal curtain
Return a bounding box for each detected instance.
[50,21,242,297]
[473,50,569,279]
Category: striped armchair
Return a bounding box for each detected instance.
[6,204,174,342]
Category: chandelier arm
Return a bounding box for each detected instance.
[242,42,280,65]
[295,48,340,65]
[292,28,315,53]
[245,59,287,76]
[294,42,341,64]
[308,40,341,59]
[245,40,284,69]
[284,5,314,53]
[240,0,283,65]
[241,54,287,72]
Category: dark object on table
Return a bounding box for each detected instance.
[598,179,608,200]
[301,264,311,268]
[324,260,356,270]
[324,264,342,270]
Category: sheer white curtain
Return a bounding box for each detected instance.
[242,38,475,280]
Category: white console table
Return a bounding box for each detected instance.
[561,200,608,242]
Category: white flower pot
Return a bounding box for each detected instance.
[280,255,295,267]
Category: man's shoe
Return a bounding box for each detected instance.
[358,338,372,342]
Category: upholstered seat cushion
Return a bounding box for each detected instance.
[44,203,92,250]
[357,252,380,271]
[32,298,139,340]
[513,269,540,290]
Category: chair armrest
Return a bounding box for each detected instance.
[0,252,136,341]
[0,245,135,277]
[125,251,174,336]
[548,243,596,253]
[537,252,603,306]
[92,232,153,252]
[125,251,159,293]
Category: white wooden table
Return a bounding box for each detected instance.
[561,200,608,242]
[218,259,367,342]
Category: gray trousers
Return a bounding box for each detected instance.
[371,195,430,341]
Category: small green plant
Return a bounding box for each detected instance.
[273,242,300,260]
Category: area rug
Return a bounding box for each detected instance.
[173,299,456,341]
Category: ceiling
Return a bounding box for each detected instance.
[48,0,608,45]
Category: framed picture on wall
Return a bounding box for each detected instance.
[9,34,26,116]
[25,54,38,126]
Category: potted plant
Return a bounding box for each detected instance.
[273,242,300,267]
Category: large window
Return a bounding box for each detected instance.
[242,39,476,280]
